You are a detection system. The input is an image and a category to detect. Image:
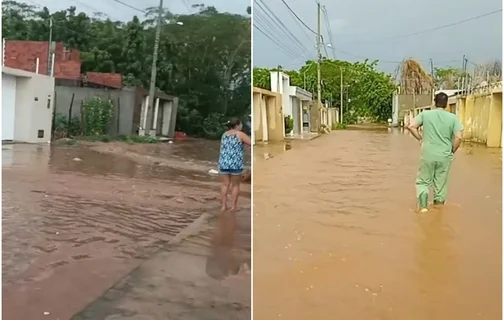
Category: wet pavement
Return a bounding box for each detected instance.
[253,129,501,320]
[2,140,250,320]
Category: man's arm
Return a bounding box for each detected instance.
[452,118,464,154]
[406,113,423,144]
[452,131,463,153]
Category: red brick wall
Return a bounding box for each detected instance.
[5,40,122,87]
[5,41,49,74]
[86,72,122,89]
[5,41,81,80]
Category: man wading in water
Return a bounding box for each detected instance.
[407,92,464,213]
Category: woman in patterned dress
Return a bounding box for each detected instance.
[218,118,251,211]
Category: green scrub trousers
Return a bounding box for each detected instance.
[415,156,453,208]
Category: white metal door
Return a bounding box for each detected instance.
[2,75,16,140]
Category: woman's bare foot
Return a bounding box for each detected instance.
[221,205,228,212]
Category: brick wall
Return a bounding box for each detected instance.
[5,40,123,88]
[4,41,81,80]
[86,72,122,89]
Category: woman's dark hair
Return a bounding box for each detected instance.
[226,117,242,129]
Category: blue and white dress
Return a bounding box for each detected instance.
[218,133,244,175]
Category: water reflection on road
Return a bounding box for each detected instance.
[2,140,251,320]
[253,129,501,320]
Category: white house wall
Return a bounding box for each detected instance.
[161,101,173,136]
[270,71,293,117]
[2,74,17,140]
[13,73,55,143]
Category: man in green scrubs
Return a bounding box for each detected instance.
[406,92,464,213]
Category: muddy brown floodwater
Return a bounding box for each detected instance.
[2,140,250,320]
[254,129,501,320]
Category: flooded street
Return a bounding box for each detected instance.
[3,140,250,319]
[253,129,501,319]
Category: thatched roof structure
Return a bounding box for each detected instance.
[396,59,433,94]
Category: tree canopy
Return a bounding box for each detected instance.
[2,1,251,138]
[253,58,396,123]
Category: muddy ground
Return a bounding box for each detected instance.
[3,140,251,320]
[253,128,501,320]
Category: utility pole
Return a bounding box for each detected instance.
[316,1,322,112]
[47,16,53,75]
[340,67,343,123]
[277,65,281,92]
[429,58,434,99]
[429,58,434,85]
[146,0,164,136]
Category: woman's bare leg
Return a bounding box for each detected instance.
[230,175,241,211]
[220,175,230,211]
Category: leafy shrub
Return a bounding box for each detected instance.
[82,97,114,136]
[202,112,226,139]
[284,115,294,134]
[53,112,81,138]
[331,122,346,130]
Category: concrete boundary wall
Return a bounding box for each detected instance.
[456,86,502,147]
[54,86,136,136]
[253,87,284,143]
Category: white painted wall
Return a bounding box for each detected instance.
[3,67,55,143]
[14,76,54,143]
[161,101,173,136]
[270,71,292,117]
[392,94,399,126]
[2,74,17,140]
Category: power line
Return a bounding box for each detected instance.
[321,6,335,58]
[179,0,193,13]
[280,0,315,44]
[254,0,308,54]
[343,8,502,45]
[111,0,146,13]
[320,35,329,57]
[279,0,317,35]
[285,47,316,68]
[254,9,304,54]
[253,24,304,60]
[254,13,306,58]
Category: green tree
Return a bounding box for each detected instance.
[2,1,251,139]
[277,58,395,122]
[253,67,271,89]
[434,67,466,89]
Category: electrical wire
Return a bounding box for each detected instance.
[179,0,193,13]
[285,47,316,68]
[254,0,308,55]
[254,9,303,54]
[253,24,304,60]
[279,0,317,35]
[342,8,502,45]
[254,13,305,58]
[321,6,335,58]
[111,0,146,13]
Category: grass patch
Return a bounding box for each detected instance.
[331,122,346,130]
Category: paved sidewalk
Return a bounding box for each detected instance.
[73,209,251,320]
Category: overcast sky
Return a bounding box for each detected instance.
[25,0,248,20]
[253,0,502,73]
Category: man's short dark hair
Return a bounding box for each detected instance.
[434,92,448,108]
